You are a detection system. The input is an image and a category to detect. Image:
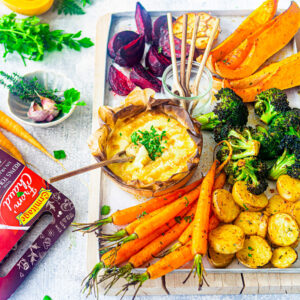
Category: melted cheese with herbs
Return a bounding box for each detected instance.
[106,111,197,185]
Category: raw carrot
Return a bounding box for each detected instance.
[121,186,201,244]
[73,178,203,233]
[0,111,57,163]
[0,131,25,164]
[192,160,217,288]
[121,241,194,298]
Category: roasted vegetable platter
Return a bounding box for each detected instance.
[87,6,300,296]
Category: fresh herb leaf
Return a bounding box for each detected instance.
[55,88,86,113]
[248,246,253,251]
[17,192,24,197]
[184,196,189,207]
[43,296,52,300]
[54,0,92,15]
[174,216,181,224]
[138,211,148,219]
[158,46,162,54]
[53,150,66,159]
[0,13,94,65]
[130,125,167,160]
[248,253,253,257]
[184,215,193,223]
[101,205,110,216]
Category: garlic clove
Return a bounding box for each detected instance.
[27,101,51,122]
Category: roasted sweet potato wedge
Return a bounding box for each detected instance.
[173,12,220,49]
[206,0,278,72]
[224,52,300,101]
[215,2,300,79]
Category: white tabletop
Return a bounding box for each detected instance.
[1,0,297,299]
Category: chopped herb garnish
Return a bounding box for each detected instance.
[167,118,170,122]
[248,246,253,251]
[53,150,66,160]
[138,211,148,219]
[17,192,24,197]
[158,46,162,54]
[119,132,122,136]
[101,205,110,216]
[184,215,193,223]
[242,203,248,210]
[130,125,167,160]
[175,216,182,224]
[248,253,253,257]
[184,196,189,207]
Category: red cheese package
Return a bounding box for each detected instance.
[0,149,75,300]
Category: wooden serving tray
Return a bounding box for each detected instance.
[88,11,300,296]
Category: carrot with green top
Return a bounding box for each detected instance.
[73,178,203,233]
[117,186,201,246]
[82,205,191,296]
[100,203,197,289]
[191,160,217,289]
[0,111,57,163]
[120,241,194,299]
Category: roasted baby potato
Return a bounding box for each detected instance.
[290,201,300,227]
[265,194,293,216]
[271,246,297,268]
[209,224,245,254]
[277,175,300,202]
[268,213,299,246]
[212,189,241,223]
[236,235,272,269]
[232,181,268,211]
[234,211,268,238]
[208,247,235,268]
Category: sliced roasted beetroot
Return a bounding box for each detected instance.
[159,27,190,59]
[108,65,135,96]
[145,46,171,77]
[114,35,145,67]
[135,2,152,43]
[152,15,175,45]
[108,31,139,59]
[130,63,162,92]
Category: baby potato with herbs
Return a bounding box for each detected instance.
[277,175,300,202]
[268,213,299,246]
[232,181,268,211]
[212,189,241,223]
[209,224,245,255]
[236,236,272,268]
[271,246,298,268]
[208,247,235,268]
[234,211,268,238]
[265,194,293,216]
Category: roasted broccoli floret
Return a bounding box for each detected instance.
[225,157,268,195]
[268,135,300,180]
[196,88,248,130]
[214,125,260,161]
[254,88,290,124]
[252,125,282,160]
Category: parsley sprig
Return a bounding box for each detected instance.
[131,125,167,160]
[0,13,94,65]
[54,0,91,15]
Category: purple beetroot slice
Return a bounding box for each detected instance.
[107,31,139,59]
[115,35,145,67]
[135,2,152,43]
[152,15,175,45]
[130,63,162,92]
[159,27,190,59]
[108,65,135,96]
[145,45,171,77]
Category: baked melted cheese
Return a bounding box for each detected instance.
[106,111,197,185]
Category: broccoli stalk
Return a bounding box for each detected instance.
[225,157,268,195]
[254,88,290,124]
[196,88,248,130]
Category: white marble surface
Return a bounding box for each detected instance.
[0,0,296,299]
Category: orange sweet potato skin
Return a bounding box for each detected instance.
[215,2,300,79]
[224,52,300,102]
[206,0,278,72]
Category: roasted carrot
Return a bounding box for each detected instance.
[121,241,194,298]
[192,160,217,288]
[73,178,203,233]
[0,131,25,164]
[0,111,57,163]
[99,204,197,290]
[120,186,201,245]
[83,206,191,295]
[213,172,226,190]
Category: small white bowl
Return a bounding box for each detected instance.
[7,70,75,128]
